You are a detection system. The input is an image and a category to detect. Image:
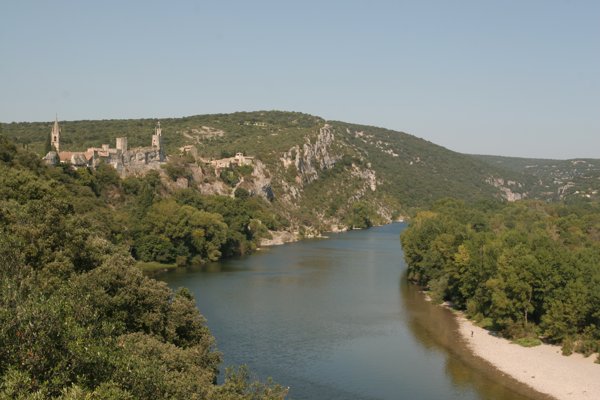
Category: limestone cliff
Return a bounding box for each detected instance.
[15,111,552,233]
[280,124,338,185]
[486,177,526,202]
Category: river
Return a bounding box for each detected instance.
[158,223,545,400]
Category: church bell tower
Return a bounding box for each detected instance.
[51,115,61,152]
[151,120,164,161]
[151,121,162,148]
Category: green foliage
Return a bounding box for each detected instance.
[402,199,600,357]
[0,138,286,399]
[0,139,280,268]
[213,366,288,400]
[2,110,540,230]
[133,199,228,263]
[162,156,193,181]
[330,121,528,210]
[217,164,254,188]
[512,337,542,347]
[345,201,380,229]
[234,187,250,200]
[475,154,600,202]
[220,168,240,187]
[0,111,323,162]
[136,261,178,273]
[173,190,281,257]
[562,337,574,356]
[44,132,52,154]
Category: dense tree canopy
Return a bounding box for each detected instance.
[401,198,600,360]
[0,137,287,398]
[2,110,543,229]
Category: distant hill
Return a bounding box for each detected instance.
[473,154,600,202]
[0,111,549,229]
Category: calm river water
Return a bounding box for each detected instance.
[158,223,544,400]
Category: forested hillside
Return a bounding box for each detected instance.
[1,111,531,229]
[0,137,288,398]
[3,111,600,395]
[401,198,600,359]
[474,154,600,201]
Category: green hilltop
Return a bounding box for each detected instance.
[2,111,599,397]
[1,111,534,230]
[473,154,600,202]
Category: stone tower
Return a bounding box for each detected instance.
[116,137,128,152]
[151,120,164,160]
[152,121,163,153]
[51,115,60,152]
[151,121,162,148]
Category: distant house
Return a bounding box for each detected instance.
[209,152,254,172]
[57,151,94,167]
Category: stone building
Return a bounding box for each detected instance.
[209,152,254,171]
[43,117,166,175]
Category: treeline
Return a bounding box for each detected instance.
[401,198,600,359]
[32,155,284,268]
[0,137,287,398]
[333,121,533,210]
[3,110,539,226]
[124,174,283,266]
[0,111,324,158]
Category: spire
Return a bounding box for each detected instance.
[51,114,61,152]
[155,120,162,136]
[152,120,163,153]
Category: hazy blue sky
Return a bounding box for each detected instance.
[1,1,598,159]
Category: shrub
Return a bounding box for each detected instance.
[561,337,574,356]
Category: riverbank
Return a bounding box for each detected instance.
[456,314,600,400]
[259,219,406,248]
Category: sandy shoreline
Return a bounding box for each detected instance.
[456,314,600,400]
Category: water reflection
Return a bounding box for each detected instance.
[400,279,549,400]
[158,224,547,400]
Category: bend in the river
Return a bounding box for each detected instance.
[158,223,548,400]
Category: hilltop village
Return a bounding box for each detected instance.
[43,116,166,175]
[42,117,255,177]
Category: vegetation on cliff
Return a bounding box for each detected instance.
[0,137,287,399]
[3,110,600,394]
[401,198,600,360]
[1,111,534,230]
[474,154,600,202]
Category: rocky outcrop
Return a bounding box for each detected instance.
[117,149,164,176]
[487,177,526,202]
[259,230,299,247]
[228,159,275,201]
[351,163,377,192]
[280,124,338,185]
[197,180,231,196]
[181,126,225,143]
[249,160,274,201]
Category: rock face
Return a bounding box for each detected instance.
[278,124,383,202]
[280,124,338,185]
[196,179,231,196]
[487,177,525,202]
[249,160,274,201]
[272,123,394,231]
[259,230,299,247]
[351,163,377,193]
[111,147,164,176]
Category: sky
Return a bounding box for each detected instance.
[1,1,599,159]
